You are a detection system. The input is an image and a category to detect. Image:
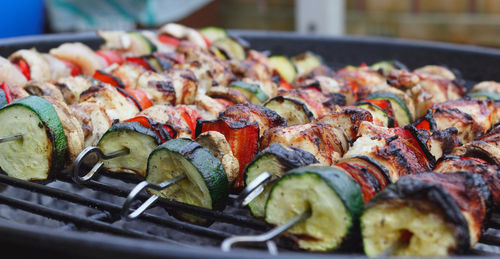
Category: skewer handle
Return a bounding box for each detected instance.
[221,208,312,254]
[233,172,272,207]
[72,146,129,184]
[121,174,187,220]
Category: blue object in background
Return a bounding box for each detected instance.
[0,0,44,38]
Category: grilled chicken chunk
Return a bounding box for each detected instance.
[297,75,356,106]
[9,49,51,82]
[313,106,373,142]
[471,81,500,95]
[139,104,192,138]
[0,57,27,87]
[79,84,140,121]
[229,50,274,83]
[70,102,112,147]
[55,76,93,104]
[50,42,106,76]
[42,53,72,80]
[219,104,286,136]
[334,66,386,100]
[260,123,346,165]
[110,63,145,88]
[196,131,239,184]
[23,81,65,101]
[194,94,227,120]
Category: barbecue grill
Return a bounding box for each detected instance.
[1,30,500,258]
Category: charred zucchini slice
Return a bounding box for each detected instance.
[291,52,322,76]
[366,92,413,126]
[0,96,67,181]
[244,144,318,217]
[269,56,297,83]
[468,91,500,101]
[200,27,227,42]
[370,60,407,75]
[97,122,160,177]
[264,96,314,125]
[212,38,245,60]
[356,101,393,128]
[361,172,485,257]
[227,81,269,105]
[128,31,157,55]
[265,166,363,251]
[146,138,229,214]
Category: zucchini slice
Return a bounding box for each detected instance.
[265,166,363,251]
[366,92,413,126]
[146,138,229,222]
[468,91,500,101]
[0,89,7,108]
[127,31,157,55]
[211,38,245,60]
[200,27,228,42]
[291,52,322,76]
[356,101,394,128]
[362,172,487,257]
[370,60,407,75]
[244,144,319,218]
[264,96,314,125]
[269,56,297,83]
[227,81,269,105]
[97,122,161,177]
[0,96,67,181]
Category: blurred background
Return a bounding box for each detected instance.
[2,0,500,47]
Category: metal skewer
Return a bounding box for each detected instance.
[121,174,187,220]
[221,208,312,254]
[0,133,23,144]
[72,146,130,184]
[233,172,272,207]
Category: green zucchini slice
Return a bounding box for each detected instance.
[227,81,269,105]
[468,91,500,101]
[146,138,229,222]
[265,166,363,251]
[211,38,245,60]
[366,92,413,126]
[244,144,319,218]
[264,96,314,125]
[356,101,394,128]
[269,56,297,83]
[0,89,7,108]
[0,96,67,181]
[370,60,406,75]
[98,122,161,177]
[127,31,157,55]
[291,52,322,76]
[200,26,228,42]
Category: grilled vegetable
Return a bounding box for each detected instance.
[244,144,319,217]
[356,101,394,127]
[468,91,500,101]
[211,38,245,60]
[370,60,406,75]
[146,138,229,223]
[269,56,296,83]
[265,166,363,251]
[196,117,260,190]
[227,81,269,105]
[264,96,314,125]
[218,104,286,136]
[97,122,162,177]
[366,92,413,126]
[199,27,227,42]
[362,172,491,257]
[291,52,322,76]
[0,89,8,108]
[93,70,125,88]
[0,96,67,181]
[127,31,158,55]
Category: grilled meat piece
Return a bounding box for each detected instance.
[55,76,93,104]
[138,104,192,138]
[79,84,140,121]
[313,106,373,142]
[70,102,112,147]
[9,49,51,82]
[219,104,286,136]
[334,66,386,100]
[49,42,105,76]
[297,75,356,106]
[23,81,65,101]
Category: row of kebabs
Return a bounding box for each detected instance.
[0,24,499,256]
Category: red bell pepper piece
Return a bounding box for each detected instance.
[214,98,234,109]
[158,34,181,47]
[125,57,153,71]
[93,70,124,88]
[124,116,176,143]
[61,60,82,76]
[0,83,12,103]
[415,119,431,131]
[175,106,202,138]
[279,78,294,90]
[14,59,31,81]
[124,88,153,110]
[197,117,260,190]
[95,50,124,65]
